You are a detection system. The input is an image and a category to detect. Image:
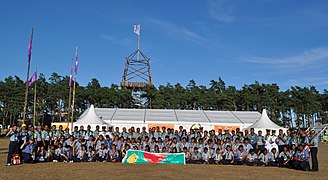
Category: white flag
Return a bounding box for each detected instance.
[134,24,140,36]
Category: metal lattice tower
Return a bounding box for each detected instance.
[120,48,153,89]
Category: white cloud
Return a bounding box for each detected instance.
[146,17,207,44]
[244,47,328,69]
[208,0,234,23]
[100,35,132,46]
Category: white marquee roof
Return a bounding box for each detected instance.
[246,109,286,130]
[75,105,108,125]
[77,106,262,125]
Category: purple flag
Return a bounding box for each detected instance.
[74,47,78,74]
[27,29,34,62]
[69,66,73,87]
[28,70,37,86]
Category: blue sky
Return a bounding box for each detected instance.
[1,0,328,91]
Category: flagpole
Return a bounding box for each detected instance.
[71,47,78,131]
[33,80,37,127]
[23,28,34,124]
[67,59,73,129]
[71,71,77,131]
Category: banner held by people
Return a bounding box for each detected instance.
[122,150,185,164]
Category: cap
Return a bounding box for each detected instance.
[21,124,27,127]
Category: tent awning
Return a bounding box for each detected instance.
[246,109,286,131]
[75,105,108,125]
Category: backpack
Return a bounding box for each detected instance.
[12,154,21,165]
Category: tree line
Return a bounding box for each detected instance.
[0,73,327,128]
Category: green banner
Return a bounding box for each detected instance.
[122,150,185,164]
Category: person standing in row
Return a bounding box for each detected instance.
[6,124,19,166]
[309,130,318,172]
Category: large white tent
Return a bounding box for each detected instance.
[244,109,287,132]
[74,105,262,131]
[74,105,109,130]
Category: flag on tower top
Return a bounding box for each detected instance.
[134,24,140,36]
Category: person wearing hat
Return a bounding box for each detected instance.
[19,124,29,155]
[6,124,19,166]
[309,130,319,172]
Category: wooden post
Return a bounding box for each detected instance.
[71,72,77,131]
[23,28,34,124]
[33,81,37,126]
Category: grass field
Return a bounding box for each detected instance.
[0,138,326,180]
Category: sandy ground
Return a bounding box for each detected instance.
[0,138,326,180]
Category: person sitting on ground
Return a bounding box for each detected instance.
[76,144,87,162]
[246,149,258,166]
[222,145,234,165]
[182,147,190,164]
[190,147,202,164]
[48,144,56,162]
[214,148,222,164]
[87,146,95,162]
[202,147,211,164]
[61,145,74,163]
[278,146,290,168]
[20,138,35,164]
[108,144,120,163]
[258,148,270,166]
[292,144,310,171]
[97,144,108,162]
[234,145,246,165]
[36,145,48,162]
[268,148,278,166]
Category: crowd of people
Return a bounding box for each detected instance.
[6,124,319,172]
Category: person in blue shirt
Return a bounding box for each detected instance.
[108,144,120,162]
[85,125,93,141]
[248,128,258,150]
[190,147,202,164]
[276,129,287,153]
[246,149,258,166]
[34,126,43,152]
[257,130,265,152]
[222,145,234,165]
[278,146,290,168]
[47,144,57,162]
[19,124,28,145]
[234,145,246,165]
[20,138,35,163]
[76,144,88,162]
[293,144,310,171]
[309,130,318,172]
[42,125,50,150]
[62,145,74,163]
[97,144,108,162]
[36,145,48,162]
[6,124,19,166]
[258,148,270,166]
